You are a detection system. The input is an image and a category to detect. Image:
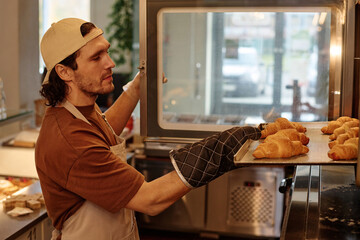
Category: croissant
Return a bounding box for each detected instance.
[261,117,306,138]
[328,127,359,149]
[321,116,357,134]
[253,137,309,159]
[292,122,307,133]
[329,120,359,140]
[328,137,358,160]
[336,116,354,123]
[265,128,309,145]
[321,121,342,134]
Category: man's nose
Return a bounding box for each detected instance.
[106,54,115,68]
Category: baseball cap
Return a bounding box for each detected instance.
[40,18,103,84]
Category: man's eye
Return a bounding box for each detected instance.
[93,56,100,61]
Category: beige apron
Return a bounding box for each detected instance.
[51,100,139,240]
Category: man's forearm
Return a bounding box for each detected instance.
[126,171,191,216]
[105,90,139,135]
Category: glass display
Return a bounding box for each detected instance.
[156,7,340,131]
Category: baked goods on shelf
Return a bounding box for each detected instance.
[261,117,306,138]
[328,137,358,160]
[321,116,358,134]
[253,137,309,159]
[264,128,309,145]
[328,127,359,149]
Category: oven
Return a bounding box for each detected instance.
[136,0,357,238]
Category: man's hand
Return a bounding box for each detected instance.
[123,71,140,100]
[170,126,261,188]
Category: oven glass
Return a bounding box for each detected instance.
[156,7,342,131]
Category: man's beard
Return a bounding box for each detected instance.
[74,73,114,97]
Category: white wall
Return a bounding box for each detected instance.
[0,1,20,110]
[0,0,40,111]
[19,0,41,109]
[0,0,131,114]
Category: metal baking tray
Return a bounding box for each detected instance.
[234,122,357,166]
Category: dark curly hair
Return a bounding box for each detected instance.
[40,22,97,107]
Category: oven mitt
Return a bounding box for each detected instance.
[169,126,261,188]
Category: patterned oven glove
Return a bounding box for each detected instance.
[169,126,261,188]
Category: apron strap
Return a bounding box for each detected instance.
[95,110,121,144]
[62,100,92,125]
[62,100,121,144]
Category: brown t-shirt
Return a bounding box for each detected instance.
[35,105,144,230]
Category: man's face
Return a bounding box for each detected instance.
[72,34,115,97]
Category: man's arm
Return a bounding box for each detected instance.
[125,171,191,216]
[104,72,140,135]
[125,126,261,216]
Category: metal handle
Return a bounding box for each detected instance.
[279,177,293,193]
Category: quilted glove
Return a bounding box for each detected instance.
[170,126,261,188]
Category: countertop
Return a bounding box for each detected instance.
[0,181,47,240]
[0,146,37,179]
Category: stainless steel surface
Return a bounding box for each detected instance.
[280,166,319,240]
[139,0,148,137]
[206,167,284,238]
[281,165,360,240]
[342,0,357,117]
[139,0,347,139]
[234,122,357,166]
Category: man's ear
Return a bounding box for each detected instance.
[54,64,73,82]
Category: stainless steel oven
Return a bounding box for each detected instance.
[206,167,284,238]
[137,0,357,237]
[139,0,355,140]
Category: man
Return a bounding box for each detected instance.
[35,18,261,240]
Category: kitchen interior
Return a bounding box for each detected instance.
[0,0,360,239]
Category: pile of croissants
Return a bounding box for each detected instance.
[252,117,309,159]
[251,116,360,160]
[321,116,359,160]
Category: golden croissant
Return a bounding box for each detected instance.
[321,116,357,134]
[265,128,309,145]
[253,137,309,159]
[336,116,355,123]
[329,120,359,140]
[328,127,359,149]
[261,117,306,138]
[328,137,358,160]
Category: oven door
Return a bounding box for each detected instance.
[139,0,349,139]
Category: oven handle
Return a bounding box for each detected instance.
[279,177,293,193]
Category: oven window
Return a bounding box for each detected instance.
[157,7,339,130]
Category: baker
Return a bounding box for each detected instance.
[35,17,261,240]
